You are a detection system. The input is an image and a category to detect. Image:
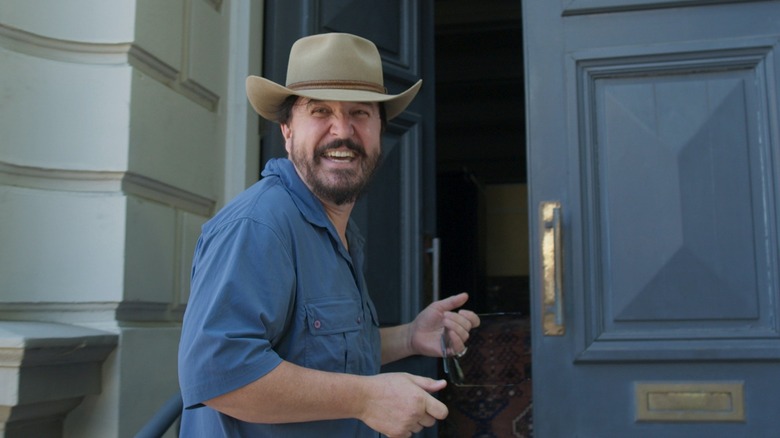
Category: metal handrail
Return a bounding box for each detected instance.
[134,392,183,438]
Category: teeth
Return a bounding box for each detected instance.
[325,150,355,158]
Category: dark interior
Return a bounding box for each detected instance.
[435,0,526,185]
[434,0,527,315]
[433,8,532,435]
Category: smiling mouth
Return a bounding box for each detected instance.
[322,149,357,162]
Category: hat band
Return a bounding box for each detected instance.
[288,79,387,94]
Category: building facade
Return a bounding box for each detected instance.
[1,1,262,436]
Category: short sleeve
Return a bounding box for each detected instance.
[178,217,295,408]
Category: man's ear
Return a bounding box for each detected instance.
[280,123,291,140]
[280,123,292,154]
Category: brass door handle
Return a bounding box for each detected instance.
[540,201,564,336]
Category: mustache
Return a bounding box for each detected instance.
[315,139,366,157]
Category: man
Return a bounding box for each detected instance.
[178,32,480,437]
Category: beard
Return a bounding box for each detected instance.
[290,137,382,205]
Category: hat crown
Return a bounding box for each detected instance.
[245,32,421,122]
[285,33,384,91]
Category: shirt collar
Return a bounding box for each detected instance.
[262,158,330,228]
[262,158,363,257]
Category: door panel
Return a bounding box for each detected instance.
[579,41,780,360]
[525,1,780,435]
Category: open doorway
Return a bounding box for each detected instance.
[433,1,531,436]
[434,0,527,313]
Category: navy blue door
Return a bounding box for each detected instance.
[524,1,780,436]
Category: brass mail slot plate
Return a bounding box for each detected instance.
[635,382,745,422]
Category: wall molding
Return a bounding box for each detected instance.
[0,160,215,217]
[0,23,219,111]
[0,321,117,437]
[0,301,185,324]
[0,22,131,64]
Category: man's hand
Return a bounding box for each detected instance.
[358,373,448,437]
[410,292,481,358]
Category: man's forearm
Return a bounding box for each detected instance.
[380,323,415,365]
[204,360,368,424]
[203,358,449,437]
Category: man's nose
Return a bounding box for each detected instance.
[329,114,355,138]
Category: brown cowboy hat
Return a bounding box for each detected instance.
[246,33,422,122]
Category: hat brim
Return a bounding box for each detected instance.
[246,76,422,122]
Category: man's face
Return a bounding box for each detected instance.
[282,98,383,205]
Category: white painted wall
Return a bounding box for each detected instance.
[0,0,262,435]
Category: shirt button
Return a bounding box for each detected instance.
[357,317,362,324]
[314,320,321,329]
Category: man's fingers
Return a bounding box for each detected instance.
[419,414,437,428]
[443,313,472,338]
[409,375,447,393]
[405,375,448,424]
[442,309,481,355]
[438,292,469,311]
[445,307,480,331]
[425,395,449,420]
[459,309,481,328]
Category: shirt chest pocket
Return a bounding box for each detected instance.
[304,298,365,373]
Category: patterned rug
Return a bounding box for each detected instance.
[439,314,532,437]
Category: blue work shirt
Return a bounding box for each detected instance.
[178,158,382,437]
